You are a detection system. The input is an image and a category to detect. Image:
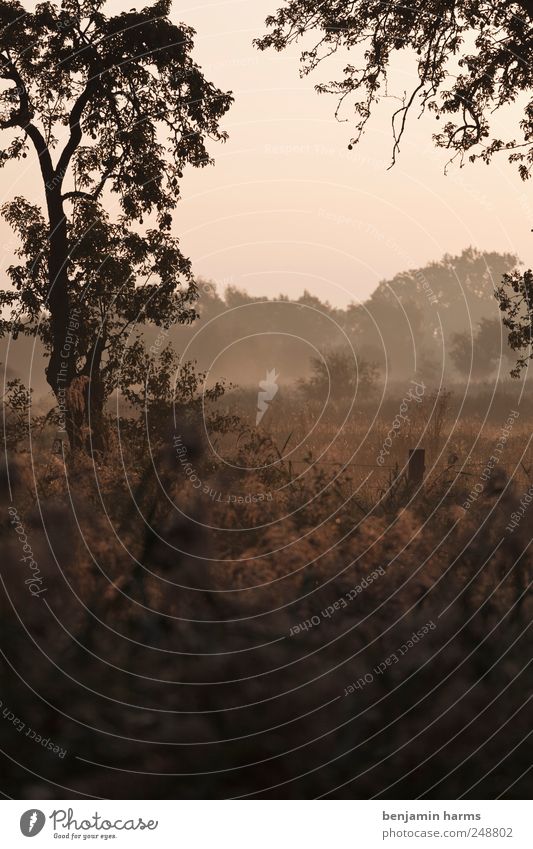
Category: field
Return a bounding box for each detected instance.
[1,377,532,799]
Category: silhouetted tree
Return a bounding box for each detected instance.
[495,268,533,377]
[0,0,232,450]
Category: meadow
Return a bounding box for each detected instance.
[1,375,531,798]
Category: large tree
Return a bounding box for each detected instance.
[0,0,232,450]
[257,0,533,374]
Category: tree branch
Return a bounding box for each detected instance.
[55,76,97,183]
[62,190,95,202]
[0,52,54,184]
[62,162,117,203]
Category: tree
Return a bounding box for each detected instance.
[299,347,378,403]
[495,268,533,377]
[0,0,232,450]
[256,1,533,374]
[450,317,516,379]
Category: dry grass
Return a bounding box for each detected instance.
[1,387,532,799]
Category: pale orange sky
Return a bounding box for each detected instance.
[0,0,530,307]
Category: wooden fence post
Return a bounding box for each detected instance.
[408,448,425,487]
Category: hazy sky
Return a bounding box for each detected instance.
[1,0,530,307]
[173,0,532,306]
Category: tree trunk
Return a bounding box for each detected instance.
[80,337,108,454]
[44,188,77,446]
[44,189,107,454]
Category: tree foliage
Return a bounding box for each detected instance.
[451,317,516,379]
[495,268,533,376]
[0,0,232,449]
[299,347,378,402]
[2,198,196,389]
[0,0,231,212]
[257,0,533,174]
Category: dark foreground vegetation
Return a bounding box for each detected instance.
[1,377,532,798]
